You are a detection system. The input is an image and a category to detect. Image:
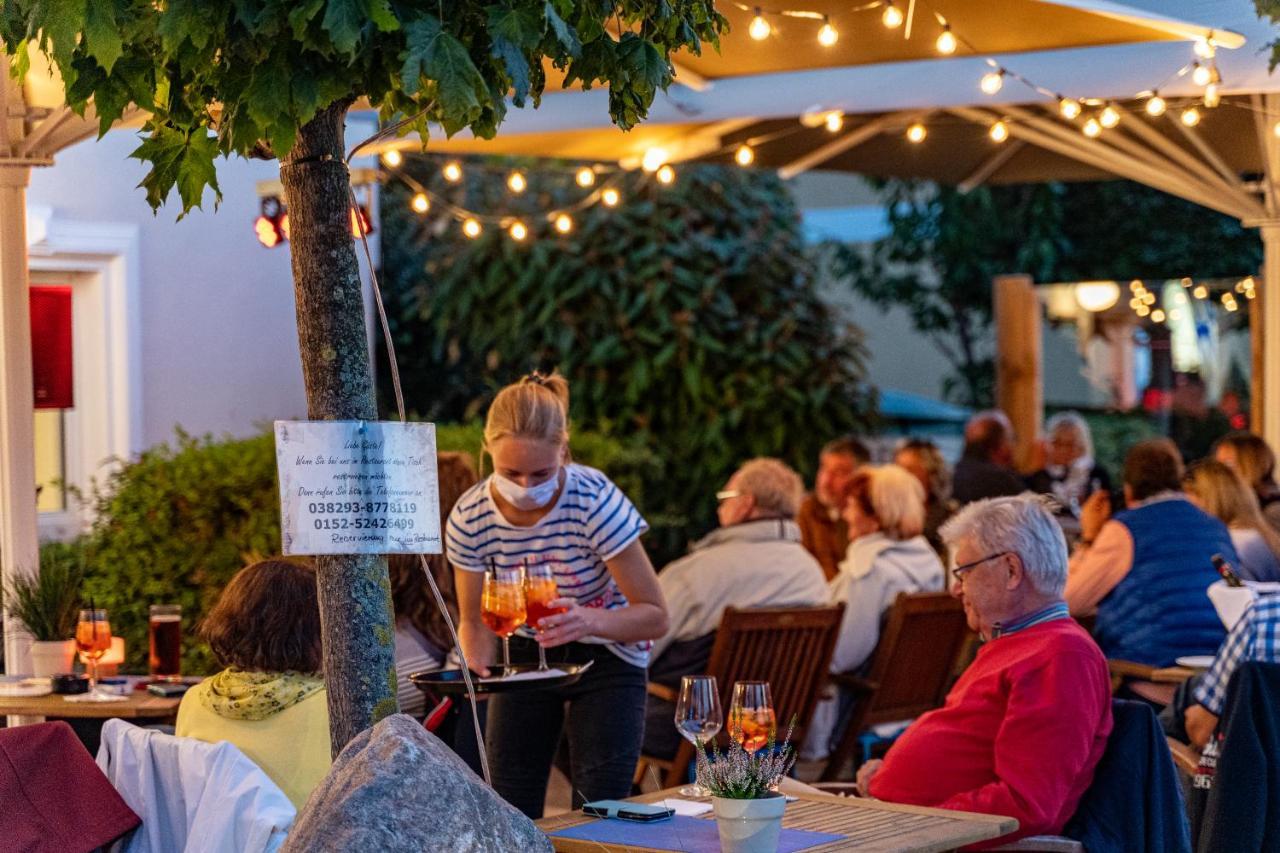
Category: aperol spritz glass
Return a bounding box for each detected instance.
[481,566,526,677]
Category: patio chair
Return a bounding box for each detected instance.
[635,604,843,789]
[819,591,970,781]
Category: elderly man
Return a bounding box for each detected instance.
[858,496,1113,845]
[798,437,871,580]
[1067,438,1233,668]
[952,411,1025,505]
[643,458,828,759]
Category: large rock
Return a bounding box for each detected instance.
[283,714,551,852]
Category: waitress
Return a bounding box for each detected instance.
[446,372,668,818]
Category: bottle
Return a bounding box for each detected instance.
[1211,553,1244,588]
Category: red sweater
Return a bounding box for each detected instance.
[868,618,1112,846]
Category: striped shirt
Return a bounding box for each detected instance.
[445,463,651,667]
[1194,594,1280,715]
[991,602,1071,640]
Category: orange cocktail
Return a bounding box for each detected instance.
[482,566,526,676]
[524,563,567,671]
[730,707,778,754]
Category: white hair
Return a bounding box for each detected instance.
[939,495,1068,596]
[1046,411,1094,460]
[735,458,805,518]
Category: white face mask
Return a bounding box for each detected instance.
[493,470,561,510]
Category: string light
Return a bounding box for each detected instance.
[381,150,403,168]
[1129,280,1143,293]
[825,111,843,133]
[508,221,528,242]
[1191,62,1212,87]
[981,70,1005,96]
[1204,83,1220,109]
[442,161,463,183]
[656,164,676,185]
[1142,292,1156,305]
[936,25,957,56]
[601,187,621,207]
[462,218,482,238]
[989,120,1010,143]
[1194,36,1216,59]
[576,167,596,187]
[1059,98,1082,120]
[641,147,668,173]
[1151,309,1166,323]
[1136,305,1151,317]
[906,122,927,143]
[1099,105,1120,128]
[554,213,574,234]
[1083,118,1102,138]
[1129,297,1143,310]
[817,18,838,47]
[1181,107,1202,127]
[748,9,771,40]
[1145,94,1166,117]
[1193,284,1209,299]
[735,144,755,166]
[881,0,903,29]
[411,192,430,213]
[507,171,527,193]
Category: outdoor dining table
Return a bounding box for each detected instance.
[0,690,184,723]
[535,786,1018,852]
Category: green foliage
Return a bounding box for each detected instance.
[1,0,726,214]
[2,542,85,641]
[380,158,874,558]
[837,179,1262,407]
[1257,1,1280,69]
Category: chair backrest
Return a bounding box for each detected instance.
[858,591,970,727]
[703,604,845,745]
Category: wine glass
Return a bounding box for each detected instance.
[75,608,115,701]
[729,681,776,755]
[523,560,566,672]
[481,566,526,677]
[674,675,722,797]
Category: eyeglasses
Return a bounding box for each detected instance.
[716,489,743,502]
[950,551,1012,584]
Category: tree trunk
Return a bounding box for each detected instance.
[279,100,399,757]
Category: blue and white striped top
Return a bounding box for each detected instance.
[445,463,651,667]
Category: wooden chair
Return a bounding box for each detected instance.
[635,604,844,789]
[819,591,970,782]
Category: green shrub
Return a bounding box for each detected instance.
[3,542,85,641]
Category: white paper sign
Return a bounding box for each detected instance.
[274,420,441,555]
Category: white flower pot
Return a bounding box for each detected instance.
[29,639,76,677]
[712,792,786,853]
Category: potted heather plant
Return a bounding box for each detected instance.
[2,547,84,676]
[696,721,797,853]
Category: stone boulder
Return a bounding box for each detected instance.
[283,714,551,852]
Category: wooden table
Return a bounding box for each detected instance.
[0,691,182,721]
[536,788,1018,853]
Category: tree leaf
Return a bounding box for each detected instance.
[321,0,364,54]
[544,0,581,58]
[83,0,122,74]
[400,16,487,129]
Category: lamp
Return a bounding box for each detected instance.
[1074,281,1121,313]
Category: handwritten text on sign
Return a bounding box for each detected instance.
[274,420,441,555]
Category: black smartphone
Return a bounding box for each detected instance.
[582,800,674,822]
[147,682,191,697]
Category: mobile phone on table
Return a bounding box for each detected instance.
[582,800,674,822]
[147,682,190,697]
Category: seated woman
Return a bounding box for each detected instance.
[1025,411,1112,515]
[388,452,479,719]
[176,559,329,810]
[1184,459,1280,582]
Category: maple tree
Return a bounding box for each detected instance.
[1,0,724,753]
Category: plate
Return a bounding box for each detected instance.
[0,677,52,698]
[1175,655,1215,670]
[411,662,593,695]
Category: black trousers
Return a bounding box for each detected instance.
[485,636,646,819]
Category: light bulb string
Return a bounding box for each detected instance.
[727,0,880,24]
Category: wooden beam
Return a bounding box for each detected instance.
[777,110,927,181]
[1170,113,1257,198]
[670,61,711,93]
[16,104,74,158]
[1252,93,1280,217]
[994,274,1042,471]
[958,140,1026,193]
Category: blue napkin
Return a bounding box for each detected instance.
[548,814,842,852]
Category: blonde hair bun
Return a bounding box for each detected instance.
[484,371,571,448]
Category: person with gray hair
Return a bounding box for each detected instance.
[855,496,1113,846]
[1026,412,1112,514]
[641,458,828,760]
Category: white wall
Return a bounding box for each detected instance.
[28,130,307,448]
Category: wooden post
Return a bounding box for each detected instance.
[994,274,1042,472]
[1261,225,1280,452]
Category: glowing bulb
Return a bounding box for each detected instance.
[1100,105,1120,128]
[1193,285,1209,300]
[882,1,903,28]
[1145,94,1166,117]
[576,166,596,187]
[462,218,482,238]
[817,20,838,47]
[1204,83,1220,109]
[1181,107,1201,127]
[1274,121,1280,138]
[1151,309,1166,323]
[735,144,755,166]
[1225,299,1239,312]
[980,70,1005,96]
[656,164,676,185]
[989,120,1009,143]
[442,161,463,183]
[748,10,771,41]
[1083,118,1102,138]
[507,171,527,193]
[906,123,927,143]
[554,213,574,234]
[1075,281,1120,313]
[381,149,403,168]
[509,221,528,242]
[1194,36,1215,59]
[1136,305,1150,317]
[825,111,843,133]
[641,147,668,173]
[1142,292,1156,305]
[936,26,957,55]
[1246,288,1257,300]
[411,192,430,213]
[1129,280,1143,292]
[1192,62,1211,87]
[1059,98,1082,120]
[1129,298,1143,310]
[601,187,621,207]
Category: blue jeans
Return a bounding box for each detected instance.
[486,636,646,818]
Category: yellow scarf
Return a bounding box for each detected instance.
[200,667,323,721]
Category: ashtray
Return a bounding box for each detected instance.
[51,673,89,694]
